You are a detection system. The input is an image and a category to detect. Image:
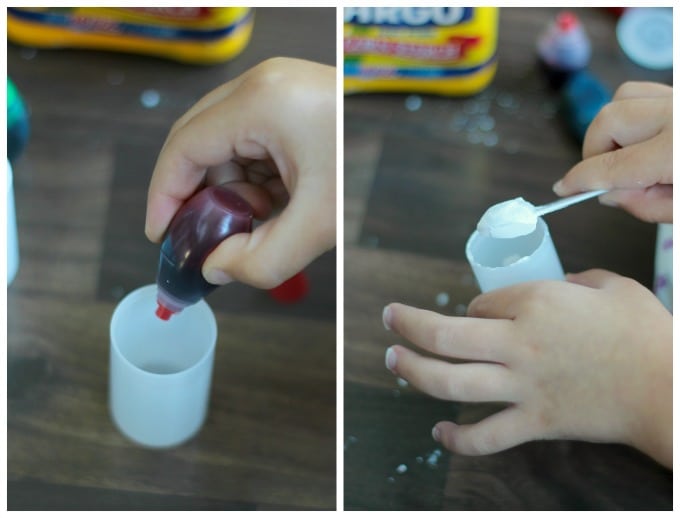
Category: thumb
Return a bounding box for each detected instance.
[201,189,334,289]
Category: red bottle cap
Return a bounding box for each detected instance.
[269,271,309,304]
[155,303,174,321]
[557,11,578,32]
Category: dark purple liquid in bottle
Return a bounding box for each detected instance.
[155,186,253,320]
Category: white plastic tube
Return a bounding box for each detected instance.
[7,159,19,285]
[109,284,217,448]
[466,217,565,292]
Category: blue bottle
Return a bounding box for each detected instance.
[7,78,30,162]
[561,71,611,143]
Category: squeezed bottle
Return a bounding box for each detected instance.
[155,185,253,320]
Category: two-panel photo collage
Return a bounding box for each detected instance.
[5,5,673,512]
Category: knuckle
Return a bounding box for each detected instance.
[433,325,455,353]
[599,146,621,172]
[467,430,498,455]
[613,81,638,99]
[243,259,286,289]
[611,275,642,293]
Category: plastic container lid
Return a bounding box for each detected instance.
[616,8,673,70]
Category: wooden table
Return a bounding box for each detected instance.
[8,8,337,511]
[344,7,672,510]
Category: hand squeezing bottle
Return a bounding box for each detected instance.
[155,185,253,320]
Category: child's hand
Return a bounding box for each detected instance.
[383,269,672,468]
[554,81,672,224]
[145,57,336,289]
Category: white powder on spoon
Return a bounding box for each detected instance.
[476,197,538,239]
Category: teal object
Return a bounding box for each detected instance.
[8,78,30,162]
[561,71,611,143]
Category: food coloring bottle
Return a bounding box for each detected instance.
[155,186,253,320]
[7,78,30,162]
[536,11,591,89]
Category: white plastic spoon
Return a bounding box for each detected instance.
[477,189,608,239]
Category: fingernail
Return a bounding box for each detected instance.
[385,347,397,373]
[204,269,233,285]
[432,426,441,442]
[552,180,566,195]
[382,305,392,330]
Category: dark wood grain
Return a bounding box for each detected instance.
[8,7,336,511]
[344,7,672,511]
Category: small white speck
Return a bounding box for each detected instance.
[140,89,161,108]
[426,453,439,468]
[387,476,395,483]
[467,132,483,145]
[483,133,499,147]
[396,464,408,474]
[20,48,37,60]
[477,115,496,132]
[397,377,408,388]
[455,304,467,316]
[405,95,423,112]
[435,292,449,307]
[464,101,480,114]
[416,456,424,464]
[106,70,125,86]
[450,113,468,130]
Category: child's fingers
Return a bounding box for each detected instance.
[554,134,671,197]
[466,282,541,320]
[201,186,334,288]
[581,97,669,160]
[386,345,518,403]
[613,81,672,101]
[145,94,271,242]
[384,303,515,363]
[433,407,534,456]
[598,184,673,224]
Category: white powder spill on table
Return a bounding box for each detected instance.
[20,48,37,60]
[426,449,443,468]
[397,377,408,388]
[405,94,423,112]
[140,89,161,108]
[477,197,538,239]
[396,464,408,474]
[435,292,449,307]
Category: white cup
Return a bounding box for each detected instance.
[465,217,565,293]
[109,284,217,448]
[7,159,19,285]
